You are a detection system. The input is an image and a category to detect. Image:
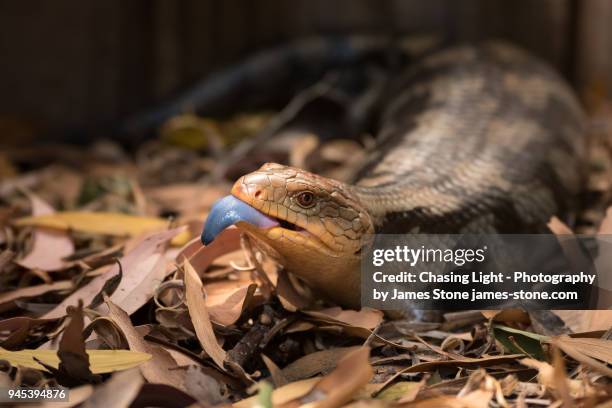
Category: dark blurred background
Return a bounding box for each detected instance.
[0,0,610,135]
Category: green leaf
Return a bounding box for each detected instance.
[256,381,273,408]
[493,325,548,360]
[376,381,421,401]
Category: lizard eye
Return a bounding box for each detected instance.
[296,191,315,208]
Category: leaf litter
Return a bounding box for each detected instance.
[0,78,611,408]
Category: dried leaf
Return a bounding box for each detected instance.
[208,283,256,326]
[284,347,372,408]
[82,368,143,408]
[234,378,320,408]
[404,389,493,408]
[36,385,94,408]
[480,309,531,324]
[0,280,72,307]
[105,296,185,390]
[43,227,183,319]
[183,364,226,405]
[0,348,151,374]
[279,346,361,383]
[16,194,74,271]
[519,358,588,398]
[180,226,242,273]
[0,316,58,349]
[183,258,227,368]
[262,354,289,387]
[375,381,422,402]
[14,211,190,246]
[551,335,612,376]
[304,307,383,330]
[56,301,101,385]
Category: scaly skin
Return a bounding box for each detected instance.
[231,163,373,307]
[207,41,586,308]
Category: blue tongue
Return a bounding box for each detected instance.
[201,195,278,245]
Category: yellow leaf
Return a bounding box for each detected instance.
[0,347,151,374]
[14,212,190,246]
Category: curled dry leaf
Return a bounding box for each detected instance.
[104,296,185,390]
[183,258,227,368]
[208,283,257,326]
[16,193,74,271]
[178,226,242,274]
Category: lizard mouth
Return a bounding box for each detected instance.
[201,194,341,258]
[277,219,305,232]
[202,195,308,245]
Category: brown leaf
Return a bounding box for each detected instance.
[36,385,94,408]
[183,364,227,405]
[304,307,383,330]
[179,227,242,274]
[283,347,372,408]
[551,335,612,376]
[43,227,183,319]
[183,258,227,368]
[105,296,186,391]
[402,389,493,408]
[262,354,289,387]
[376,354,525,397]
[208,283,256,326]
[16,193,74,271]
[279,346,362,384]
[56,301,101,386]
[128,383,198,407]
[82,368,143,408]
[234,378,320,408]
[277,269,312,311]
[480,309,531,324]
[0,316,58,349]
[0,280,72,308]
[519,357,589,398]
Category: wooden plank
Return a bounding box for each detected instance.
[575,0,612,95]
[0,0,94,127]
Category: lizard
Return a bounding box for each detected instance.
[201,40,586,309]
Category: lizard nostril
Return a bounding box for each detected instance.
[254,190,262,199]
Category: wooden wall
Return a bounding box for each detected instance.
[0,0,609,130]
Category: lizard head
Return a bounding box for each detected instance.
[202,163,374,306]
